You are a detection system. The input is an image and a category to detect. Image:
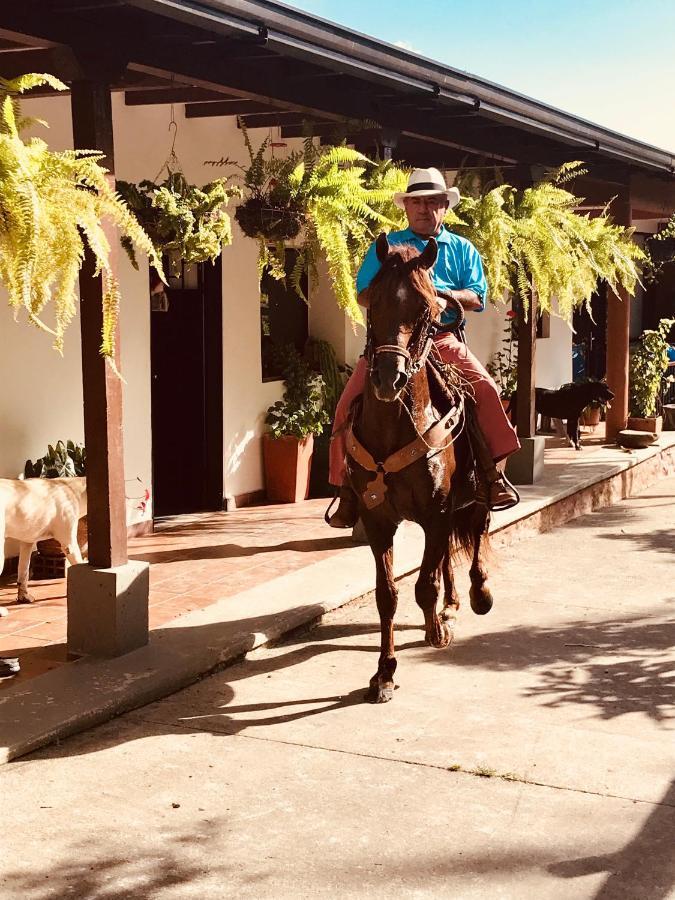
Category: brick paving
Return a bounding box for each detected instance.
[0,498,349,689]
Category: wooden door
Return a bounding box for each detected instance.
[150,258,223,516]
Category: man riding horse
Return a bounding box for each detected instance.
[327,167,521,527]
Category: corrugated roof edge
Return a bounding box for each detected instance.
[133,0,675,174]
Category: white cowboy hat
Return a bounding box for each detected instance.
[393,167,460,210]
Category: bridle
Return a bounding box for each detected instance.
[365,302,436,379]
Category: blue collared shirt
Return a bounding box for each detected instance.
[356,225,487,325]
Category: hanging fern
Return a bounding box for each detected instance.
[225,127,405,324]
[223,125,642,326]
[452,162,644,319]
[0,73,162,358]
[117,172,239,272]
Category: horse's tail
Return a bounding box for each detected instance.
[449,501,490,559]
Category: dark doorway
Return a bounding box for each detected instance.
[572,283,608,380]
[150,258,223,517]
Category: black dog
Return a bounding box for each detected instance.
[508,381,614,450]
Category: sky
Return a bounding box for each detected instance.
[284,0,675,152]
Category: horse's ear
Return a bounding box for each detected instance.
[376,232,390,263]
[417,237,438,270]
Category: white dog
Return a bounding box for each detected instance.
[0,477,87,604]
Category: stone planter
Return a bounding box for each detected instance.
[627,415,662,435]
[263,433,314,503]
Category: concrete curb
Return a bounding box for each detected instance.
[1,435,674,764]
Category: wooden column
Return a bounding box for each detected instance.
[516,292,538,438]
[605,188,632,441]
[71,80,128,568]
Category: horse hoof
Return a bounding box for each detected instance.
[17,594,34,605]
[426,621,453,649]
[367,681,395,703]
[470,585,493,615]
[440,602,460,624]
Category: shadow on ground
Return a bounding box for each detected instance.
[130,535,355,565]
[549,777,675,900]
[423,611,675,724]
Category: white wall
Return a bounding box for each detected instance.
[465,297,572,389]
[536,311,573,388]
[0,94,152,522]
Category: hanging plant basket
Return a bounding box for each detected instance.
[235,197,304,242]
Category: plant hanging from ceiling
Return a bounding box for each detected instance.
[0,73,161,357]
[450,162,645,319]
[212,122,407,323]
[117,108,240,274]
[219,121,642,326]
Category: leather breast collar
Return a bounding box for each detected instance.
[346,401,463,509]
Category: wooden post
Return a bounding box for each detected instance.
[516,291,538,439]
[505,166,545,485]
[605,188,632,441]
[71,79,128,568]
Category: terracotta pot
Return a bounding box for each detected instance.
[500,396,514,424]
[581,406,602,427]
[263,433,314,503]
[627,415,662,435]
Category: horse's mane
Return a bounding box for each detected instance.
[369,243,440,316]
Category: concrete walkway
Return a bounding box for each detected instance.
[1,430,674,762]
[1,477,673,899]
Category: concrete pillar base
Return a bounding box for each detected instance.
[506,436,546,485]
[67,561,150,658]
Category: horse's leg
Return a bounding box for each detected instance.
[468,505,494,615]
[440,540,460,623]
[362,516,399,703]
[416,527,452,649]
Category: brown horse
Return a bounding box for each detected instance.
[347,233,493,703]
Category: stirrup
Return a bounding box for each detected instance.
[324,488,359,528]
[324,491,340,525]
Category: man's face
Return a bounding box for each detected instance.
[403,194,449,237]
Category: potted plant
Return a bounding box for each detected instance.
[23,441,88,575]
[231,128,304,243]
[628,318,675,434]
[263,346,330,503]
[578,377,611,427]
[117,171,239,275]
[211,126,403,322]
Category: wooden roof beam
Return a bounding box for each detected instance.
[125,87,229,105]
[186,99,291,118]
[239,111,319,129]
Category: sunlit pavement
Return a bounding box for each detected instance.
[1,478,673,899]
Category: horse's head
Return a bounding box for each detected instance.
[366,233,440,402]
